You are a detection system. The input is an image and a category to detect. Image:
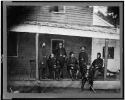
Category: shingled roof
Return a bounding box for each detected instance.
[22,20,118,35]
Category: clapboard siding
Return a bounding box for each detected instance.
[16,6,93,25]
[7,32,36,80]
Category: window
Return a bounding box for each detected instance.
[103,47,114,59]
[49,6,65,13]
[7,32,18,57]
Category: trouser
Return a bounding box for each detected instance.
[53,68,60,79]
[94,69,99,79]
[57,56,65,78]
[80,64,87,78]
[68,65,79,79]
[48,66,53,79]
[67,65,70,75]
[93,68,102,79]
[39,57,47,79]
[39,67,46,79]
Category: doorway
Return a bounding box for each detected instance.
[51,39,64,55]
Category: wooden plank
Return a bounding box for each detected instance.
[104,39,109,80]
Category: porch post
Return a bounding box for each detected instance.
[36,33,39,80]
[104,39,109,81]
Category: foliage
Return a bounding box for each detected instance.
[97,7,119,27]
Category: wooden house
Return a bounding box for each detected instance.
[7,6,120,80]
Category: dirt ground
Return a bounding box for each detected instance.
[8,86,120,93]
[6,86,122,98]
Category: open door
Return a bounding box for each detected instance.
[51,39,64,55]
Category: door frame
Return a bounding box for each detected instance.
[51,39,64,54]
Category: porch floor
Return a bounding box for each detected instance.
[8,79,120,90]
[8,73,120,81]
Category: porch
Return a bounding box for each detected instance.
[8,22,120,81]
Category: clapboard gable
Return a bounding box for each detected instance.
[8,6,93,26]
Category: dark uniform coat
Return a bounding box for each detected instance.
[55,47,67,68]
[92,58,103,72]
[78,51,88,76]
[48,57,57,70]
[78,51,88,66]
[66,57,79,71]
[38,46,47,68]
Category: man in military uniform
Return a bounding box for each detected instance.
[38,43,47,80]
[55,43,67,79]
[47,54,60,80]
[91,52,103,80]
[81,64,94,91]
[66,52,79,80]
[78,46,88,78]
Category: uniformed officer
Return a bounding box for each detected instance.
[66,52,79,80]
[38,43,47,80]
[47,54,57,79]
[55,43,67,79]
[81,64,94,91]
[78,46,88,77]
[91,52,103,80]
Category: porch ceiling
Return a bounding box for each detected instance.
[9,22,120,40]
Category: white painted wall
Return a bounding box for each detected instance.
[92,38,120,71]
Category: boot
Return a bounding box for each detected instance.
[80,85,84,91]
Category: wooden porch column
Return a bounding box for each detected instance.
[36,33,39,80]
[104,39,109,81]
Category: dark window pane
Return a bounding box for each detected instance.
[49,6,64,12]
[7,32,18,56]
[103,47,114,59]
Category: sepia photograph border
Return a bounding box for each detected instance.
[2,1,124,99]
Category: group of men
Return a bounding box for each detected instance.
[38,42,103,82]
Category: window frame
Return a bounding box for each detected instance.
[103,46,114,59]
[51,39,65,54]
[50,6,65,14]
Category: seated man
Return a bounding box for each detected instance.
[47,54,60,80]
[81,64,94,91]
[66,52,79,80]
[91,52,103,80]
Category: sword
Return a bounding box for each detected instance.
[89,83,96,93]
[86,79,96,93]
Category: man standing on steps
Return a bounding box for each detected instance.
[55,43,67,79]
[78,46,88,78]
